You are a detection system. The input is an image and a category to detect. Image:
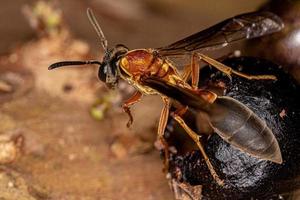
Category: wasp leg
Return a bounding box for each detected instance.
[196,53,277,80]
[171,110,224,186]
[180,53,200,88]
[122,91,143,127]
[191,53,200,89]
[181,64,192,82]
[157,96,171,171]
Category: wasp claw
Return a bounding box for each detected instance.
[123,106,134,128]
[225,74,232,82]
[126,119,133,128]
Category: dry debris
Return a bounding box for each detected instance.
[0,134,23,164]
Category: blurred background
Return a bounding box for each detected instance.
[0,0,268,53]
[0,0,299,199]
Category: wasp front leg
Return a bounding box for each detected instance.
[157,96,171,171]
[122,91,143,127]
[171,107,224,186]
[196,53,277,80]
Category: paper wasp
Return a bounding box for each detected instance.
[49,9,284,186]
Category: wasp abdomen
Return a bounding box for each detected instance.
[208,96,282,164]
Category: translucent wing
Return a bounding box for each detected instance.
[157,12,283,56]
[141,76,214,111]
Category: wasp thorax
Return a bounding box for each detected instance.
[120,49,161,75]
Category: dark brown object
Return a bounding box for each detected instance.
[248,0,300,83]
[165,57,300,200]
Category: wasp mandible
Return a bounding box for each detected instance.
[49,9,284,186]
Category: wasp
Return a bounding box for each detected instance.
[49,9,284,186]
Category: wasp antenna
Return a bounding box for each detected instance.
[87,8,108,52]
[48,60,102,70]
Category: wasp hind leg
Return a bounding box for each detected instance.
[121,91,143,127]
[196,53,277,80]
[171,107,224,186]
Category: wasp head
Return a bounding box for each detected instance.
[98,44,128,89]
[48,44,128,89]
[49,9,129,90]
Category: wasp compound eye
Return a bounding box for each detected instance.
[98,62,118,89]
[98,63,108,83]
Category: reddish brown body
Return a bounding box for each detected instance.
[119,49,186,94]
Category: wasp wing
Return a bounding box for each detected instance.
[141,76,214,111]
[141,77,282,163]
[157,12,283,56]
